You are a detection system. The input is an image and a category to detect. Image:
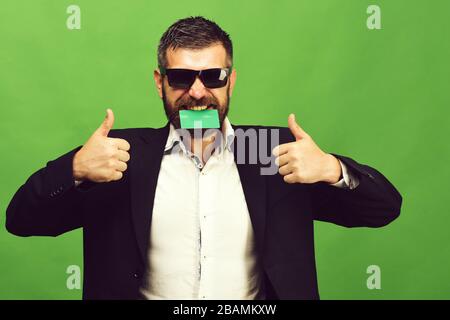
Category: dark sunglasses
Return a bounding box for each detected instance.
[159,66,232,89]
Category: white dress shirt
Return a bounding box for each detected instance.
[140,118,263,299]
[139,118,359,300]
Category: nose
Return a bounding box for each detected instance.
[188,76,208,100]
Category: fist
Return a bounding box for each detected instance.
[72,109,131,183]
[272,114,342,184]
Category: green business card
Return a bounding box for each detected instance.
[179,109,220,129]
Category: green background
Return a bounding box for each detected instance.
[1,0,449,299]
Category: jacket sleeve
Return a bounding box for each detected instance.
[310,153,402,228]
[5,147,86,237]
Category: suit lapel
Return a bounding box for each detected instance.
[129,123,169,263]
[231,124,267,258]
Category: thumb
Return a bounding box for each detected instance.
[288,113,308,140]
[96,108,114,137]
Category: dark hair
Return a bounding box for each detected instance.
[157,16,233,69]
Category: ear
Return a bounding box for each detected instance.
[153,69,163,99]
[228,68,237,97]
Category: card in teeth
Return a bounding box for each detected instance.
[179,109,220,129]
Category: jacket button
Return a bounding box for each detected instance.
[133,272,139,279]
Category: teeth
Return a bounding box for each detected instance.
[188,106,208,111]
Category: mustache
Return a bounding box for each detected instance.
[176,98,219,109]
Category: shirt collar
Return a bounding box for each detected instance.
[164,116,235,154]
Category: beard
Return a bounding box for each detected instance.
[162,84,230,136]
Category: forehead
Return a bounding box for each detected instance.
[166,43,229,69]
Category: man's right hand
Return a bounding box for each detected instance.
[72,109,131,183]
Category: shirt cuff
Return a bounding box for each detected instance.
[329,159,360,190]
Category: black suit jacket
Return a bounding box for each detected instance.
[5,123,402,299]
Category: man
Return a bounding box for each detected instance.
[5,16,402,300]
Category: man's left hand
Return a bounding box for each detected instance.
[272,114,342,184]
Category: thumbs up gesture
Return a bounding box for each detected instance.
[72,109,131,183]
[272,114,342,184]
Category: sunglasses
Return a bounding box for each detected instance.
[159,66,232,89]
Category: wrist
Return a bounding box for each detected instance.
[323,154,342,184]
[72,150,86,181]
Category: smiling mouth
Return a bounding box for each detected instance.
[179,104,217,111]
